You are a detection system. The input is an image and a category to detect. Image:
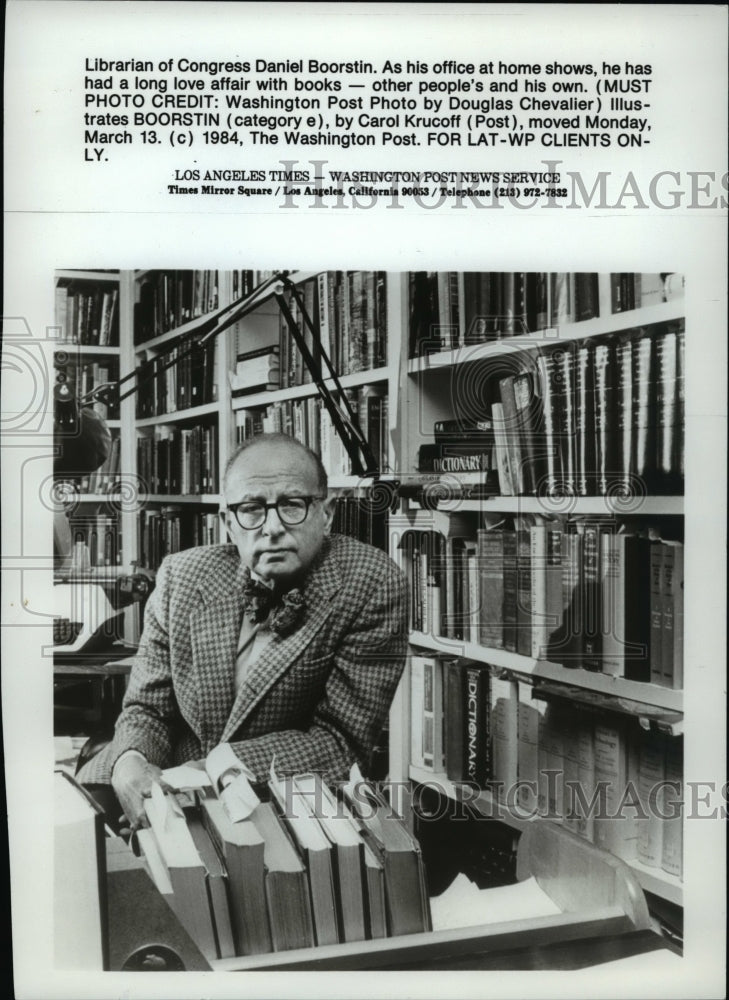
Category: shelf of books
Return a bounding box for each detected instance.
[395,270,685,909]
[129,269,404,577]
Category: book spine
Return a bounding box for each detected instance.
[516,681,543,814]
[529,524,548,659]
[489,677,518,801]
[593,341,615,496]
[516,526,532,657]
[445,660,465,782]
[615,336,634,495]
[477,529,505,648]
[637,731,665,868]
[581,524,602,671]
[661,736,683,879]
[537,352,561,496]
[556,344,576,496]
[632,331,656,493]
[463,665,491,787]
[502,530,518,653]
[593,719,628,856]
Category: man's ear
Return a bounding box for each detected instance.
[322,495,335,533]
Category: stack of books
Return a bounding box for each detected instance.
[137,770,431,960]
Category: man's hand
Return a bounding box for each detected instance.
[111,753,167,833]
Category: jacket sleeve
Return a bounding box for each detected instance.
[225,559,408,785]
[95,557,180,778]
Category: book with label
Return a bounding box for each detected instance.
[410,655,445,773]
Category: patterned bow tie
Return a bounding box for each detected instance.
[242,570,305,637]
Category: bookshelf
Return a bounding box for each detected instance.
[393,270,685,911]
[54,268,685,917]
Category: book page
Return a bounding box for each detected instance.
[2,3,726,998]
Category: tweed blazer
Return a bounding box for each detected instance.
[78,534,408,786]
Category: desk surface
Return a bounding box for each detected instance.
[54,646,137,675]
[54,658,135,676]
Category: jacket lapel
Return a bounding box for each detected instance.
[188,548,246,751]
[219,540,341,744]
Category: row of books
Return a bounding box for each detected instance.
[402,522,684,688]
[137,770,430,960]
[55,281,120,346]
[410,272,594,355]
[411,656,683,878]
[135,337,218,418]
[137,422,219,496]
[312,271,388,376]
[230,271,388,394]
[236,384,389,476]
[134,269,221,343]
[137,507,221,571]
[67,512,122,567]
[420,322,685,497]
[331,498,389,553]
[408,272,681,357]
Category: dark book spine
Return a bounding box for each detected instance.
[445,660,465,782]
[631,331,656,494]
[615,336,634,495]
[623,536,652,682]
[537,350,562,496]
[593,341,615,496]
[581,525,602,671]
[556,344,576,496]
[516,527,532,657]
[512,371,542,495]
[477,530,505,648]
[575,343,595,496]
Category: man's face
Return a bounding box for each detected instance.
[223,443,333,588]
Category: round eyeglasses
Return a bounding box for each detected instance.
[227,495,326,530]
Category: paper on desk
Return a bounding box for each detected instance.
[162,764,212,791]
[430,874,561,932]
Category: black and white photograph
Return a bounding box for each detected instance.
[2,4,726,999]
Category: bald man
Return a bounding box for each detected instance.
[78,434,408,829]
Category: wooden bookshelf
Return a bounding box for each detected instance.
[396,270,686,909]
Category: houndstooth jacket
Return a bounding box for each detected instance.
[78,534,408,786]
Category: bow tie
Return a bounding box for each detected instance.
[242,570,305,637]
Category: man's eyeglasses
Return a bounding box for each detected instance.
[227,495,326,530]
